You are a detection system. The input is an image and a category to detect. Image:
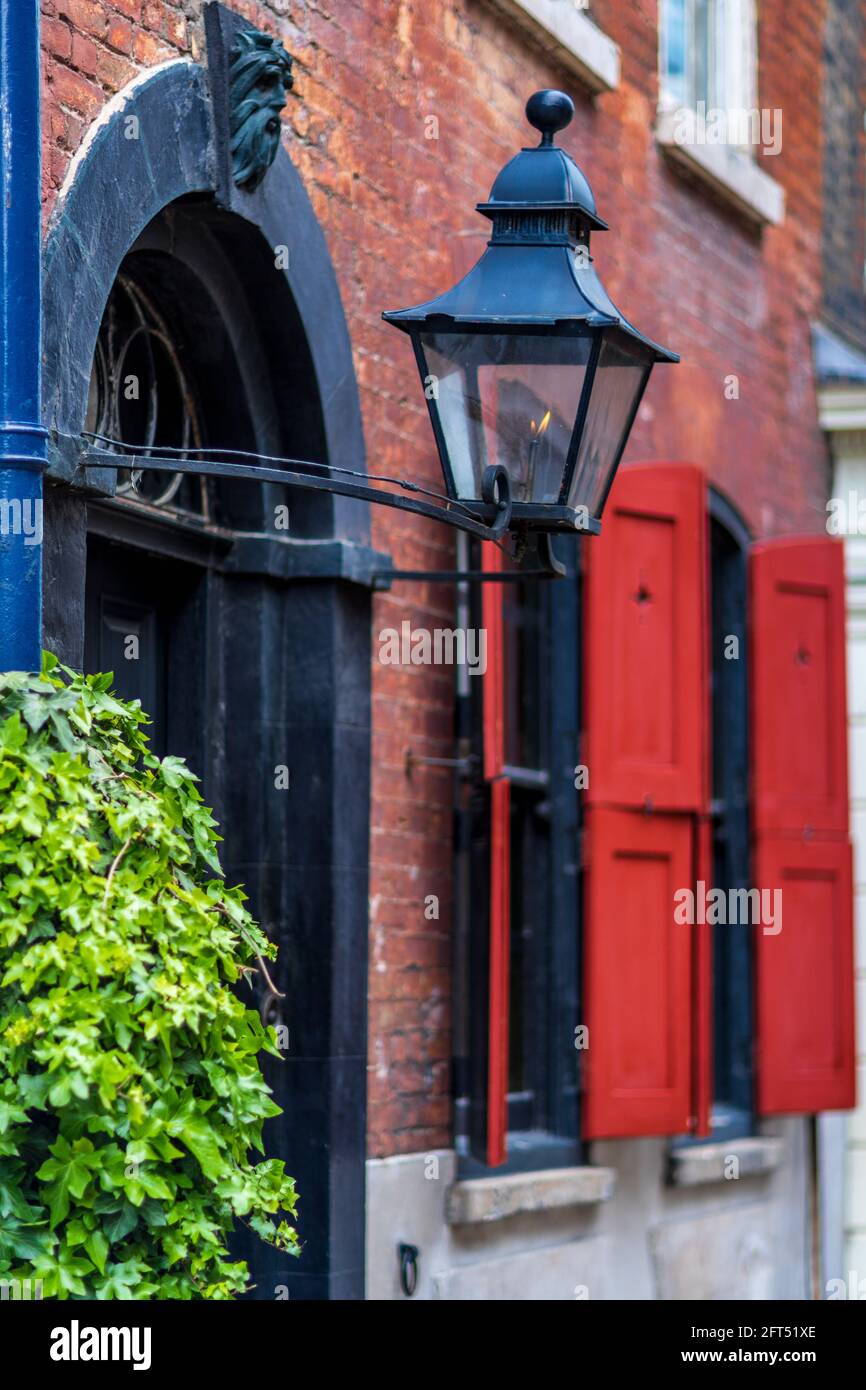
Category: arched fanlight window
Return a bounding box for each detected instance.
[85,271,209,516]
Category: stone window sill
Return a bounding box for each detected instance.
[446,1165,615,1226]
[487,1,620,95]
[655,109,785,228]
[668,1137,784,1188]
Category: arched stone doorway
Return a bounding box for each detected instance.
[41,56,376,1300]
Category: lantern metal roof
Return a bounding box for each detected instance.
[384,91,678,363]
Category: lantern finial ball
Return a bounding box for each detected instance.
[525,90,575,146]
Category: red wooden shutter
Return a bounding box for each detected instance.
[585,464,708,812]
[584,807,694,1137]
[487,777,511,1164]
[751,539,849,835]
[481,542,510,1165]
[582,463,709,1139]
[482,544,505,782]
[693,814,713,1138]
[751,538,855,1113]
[754,836,854,1112]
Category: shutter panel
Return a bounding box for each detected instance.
[468,542,510,1166]
[482,543,505,781]
[751,537,855,1113]
[755,835,854,1112]
[751,539,848,834]
[583,807,694,1138]
[585,463,708,812]
[693,814,713,1138]
[487,776,511,1165]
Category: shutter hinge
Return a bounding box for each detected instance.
[405,748,477,779]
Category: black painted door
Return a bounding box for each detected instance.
[84,534,206,771]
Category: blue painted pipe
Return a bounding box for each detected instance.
[0,0,47,672]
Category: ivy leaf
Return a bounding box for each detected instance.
[65,1217,89,1247]
[168,1106,227,1182]
[48,711,80,753]
[84,1228,109,1275]
[159,757,193,789]
[31,1243,94,1296]
[102,1203,139,1243]
[95,1257,146,1300]
[17,1072,51,1108]
[0,1214,51,1261]
[35,1137,98,1228]
[0,1097,28,1134]
[0,713,27,752]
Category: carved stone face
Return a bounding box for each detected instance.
[229,30,294,193]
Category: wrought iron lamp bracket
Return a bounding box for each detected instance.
[66,436,570,578]
[72,439,514,544]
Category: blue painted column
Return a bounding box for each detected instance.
[0,0,47,672]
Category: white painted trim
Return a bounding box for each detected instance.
[831,447,866,1290]
[486,0,620,94]
[658,0,758,130]
[722,0,759,129]
[818,1113,847,1286]
[818,386,866,437]
[655,107,785,226]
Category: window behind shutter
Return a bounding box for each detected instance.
[750,538,855,1113]
[582,463,709,1138]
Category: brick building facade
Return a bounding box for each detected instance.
[816,0,866,1303]
[35,0,860,1298]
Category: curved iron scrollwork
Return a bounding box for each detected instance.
[229,28,294,192]
[85,274,207,515]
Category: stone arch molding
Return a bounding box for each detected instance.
[43,57,367,542]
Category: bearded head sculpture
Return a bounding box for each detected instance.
[229,29,294,192]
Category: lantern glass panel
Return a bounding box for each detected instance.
[420,332,593,504]
[566,335,650,516]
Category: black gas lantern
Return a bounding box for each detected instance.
[79,85,679,569]
[384,90,678,536]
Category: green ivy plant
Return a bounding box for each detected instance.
[0,654,298,1299]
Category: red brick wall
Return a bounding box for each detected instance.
[40,0,838,1158]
